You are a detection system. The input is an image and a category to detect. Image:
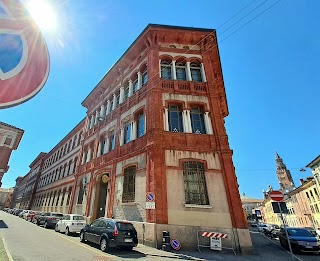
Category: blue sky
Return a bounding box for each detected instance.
[0,0,319,199]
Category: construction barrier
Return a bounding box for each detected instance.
[197,230,237,255]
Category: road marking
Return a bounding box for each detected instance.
[262,234,304,261]
[2,238,14,261]
[46,230,114,259]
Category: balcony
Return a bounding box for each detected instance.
[161,80,207,93]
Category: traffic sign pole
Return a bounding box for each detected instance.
[278,202,294,260]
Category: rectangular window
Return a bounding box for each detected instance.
[133,79,138,93]
[116,93,120,105]
[142,71,148,85]
[51,191,56,206]
[190,108,206,134]
[138,113,145,137]
[191,68,202,82]
[124,122,131,144]
[124,86,129,101]
[60,188,66,206]
[101,139,107,155]
[161,66,172,79]
[56,190,61,206]
[168,105,183,132]
[110,100,114,111]
[176,66,186,80]
[109,133,115,151]
[122,167,136,203]
[183,161,209,205]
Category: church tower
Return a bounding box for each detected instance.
[276,152,295,190]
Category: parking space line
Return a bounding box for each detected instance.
[262,234,303,261]
[46,230,115,259]
[2,238,14,261]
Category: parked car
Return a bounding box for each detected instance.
[8,208,15,214]
[18,210,26,218]
[257,223,268,232]
[38,212,64,228]
[21,210,32,219]
[80,218,138,252]
[279,227,320,253]
[27,211,41,222]
[32,212,45,225]
[55,214,86,235]
[14,209,24,216]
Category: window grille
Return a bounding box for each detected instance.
[122,167,136,203]
[183,161,209,205]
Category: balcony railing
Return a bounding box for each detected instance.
[161,80,207,93]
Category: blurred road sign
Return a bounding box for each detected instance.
[272,202,288,214]
[0,0,50,108]
[170,239,181,250]
[210,237,222,251]
[146,202,155,209]
[146,192,155,202]
[269,190,284,202]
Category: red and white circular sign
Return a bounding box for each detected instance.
[0,0,50,109]
[269,190,284,202]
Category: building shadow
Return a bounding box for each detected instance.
[0,220,8,228]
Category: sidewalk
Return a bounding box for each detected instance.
[0,238,11,261]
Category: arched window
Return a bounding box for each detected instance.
[142,69,148,85]
[190,107,206,134]
[122,166,136,203]
[183,161,209,205]
[168,105,183,132]
[190,63,202,82]
[160,61,172,80]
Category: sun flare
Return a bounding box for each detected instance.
[26,0,57,32]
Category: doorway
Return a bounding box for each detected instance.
[95,174,109,218]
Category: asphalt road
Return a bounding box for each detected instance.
[0,211,319,261]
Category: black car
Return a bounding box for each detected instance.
[80,218,138,252]
[38,212,64,228]
[279,227,320,253]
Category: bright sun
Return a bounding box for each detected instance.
[26,0,57,32]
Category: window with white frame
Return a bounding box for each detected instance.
[168,105,183,132]
[124,122,131,144]
[124,85,129,101]
[142,70,148,85]
[190,107,206,134]
[176,62,187,80]
[116,93,120,106]
[183,161,209,205]
[137,112,145,137]
[190,63,202,82]
[133,79,138,93]
[101,138,107,155]
[110,99,114,111]
[109,132,116,151]
[160,61,172,79]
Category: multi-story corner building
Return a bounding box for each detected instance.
[0,122,24,187]
[10,175,28,208]
[20,152,47,209]
[71,24,251,252]
[32,120,84,214]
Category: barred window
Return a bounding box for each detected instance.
[183,161,209,205]
[122,166,136,203]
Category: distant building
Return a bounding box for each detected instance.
[0,188,14,209]
[0,122,24,187]
[240,193,263,218]
[275,152,295,192]
[10,176,28,208]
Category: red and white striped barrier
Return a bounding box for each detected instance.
[202,232,228,239]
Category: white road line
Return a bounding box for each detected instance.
[2,238,14,261]
[262,234,304,261]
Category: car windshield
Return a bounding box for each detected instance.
[287,229,313,237]
[72,216,85,221]
[116,222,135,230]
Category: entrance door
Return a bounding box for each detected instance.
[96,177,108,218]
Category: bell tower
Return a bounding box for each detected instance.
[276,152,295,190]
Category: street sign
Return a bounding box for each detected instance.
[0,0,50,108]
[269,190,284,202]
[146,202,155,209]
[210,237,222,251]
[272,202,288,214]
[146,192,155,202]
[170,239,181,250]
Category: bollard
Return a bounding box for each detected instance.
[162,231,170,251]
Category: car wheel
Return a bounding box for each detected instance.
[80,232,85,243]
[55,225,59,232]
[100,238,108,252]
[65,227,70,236]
